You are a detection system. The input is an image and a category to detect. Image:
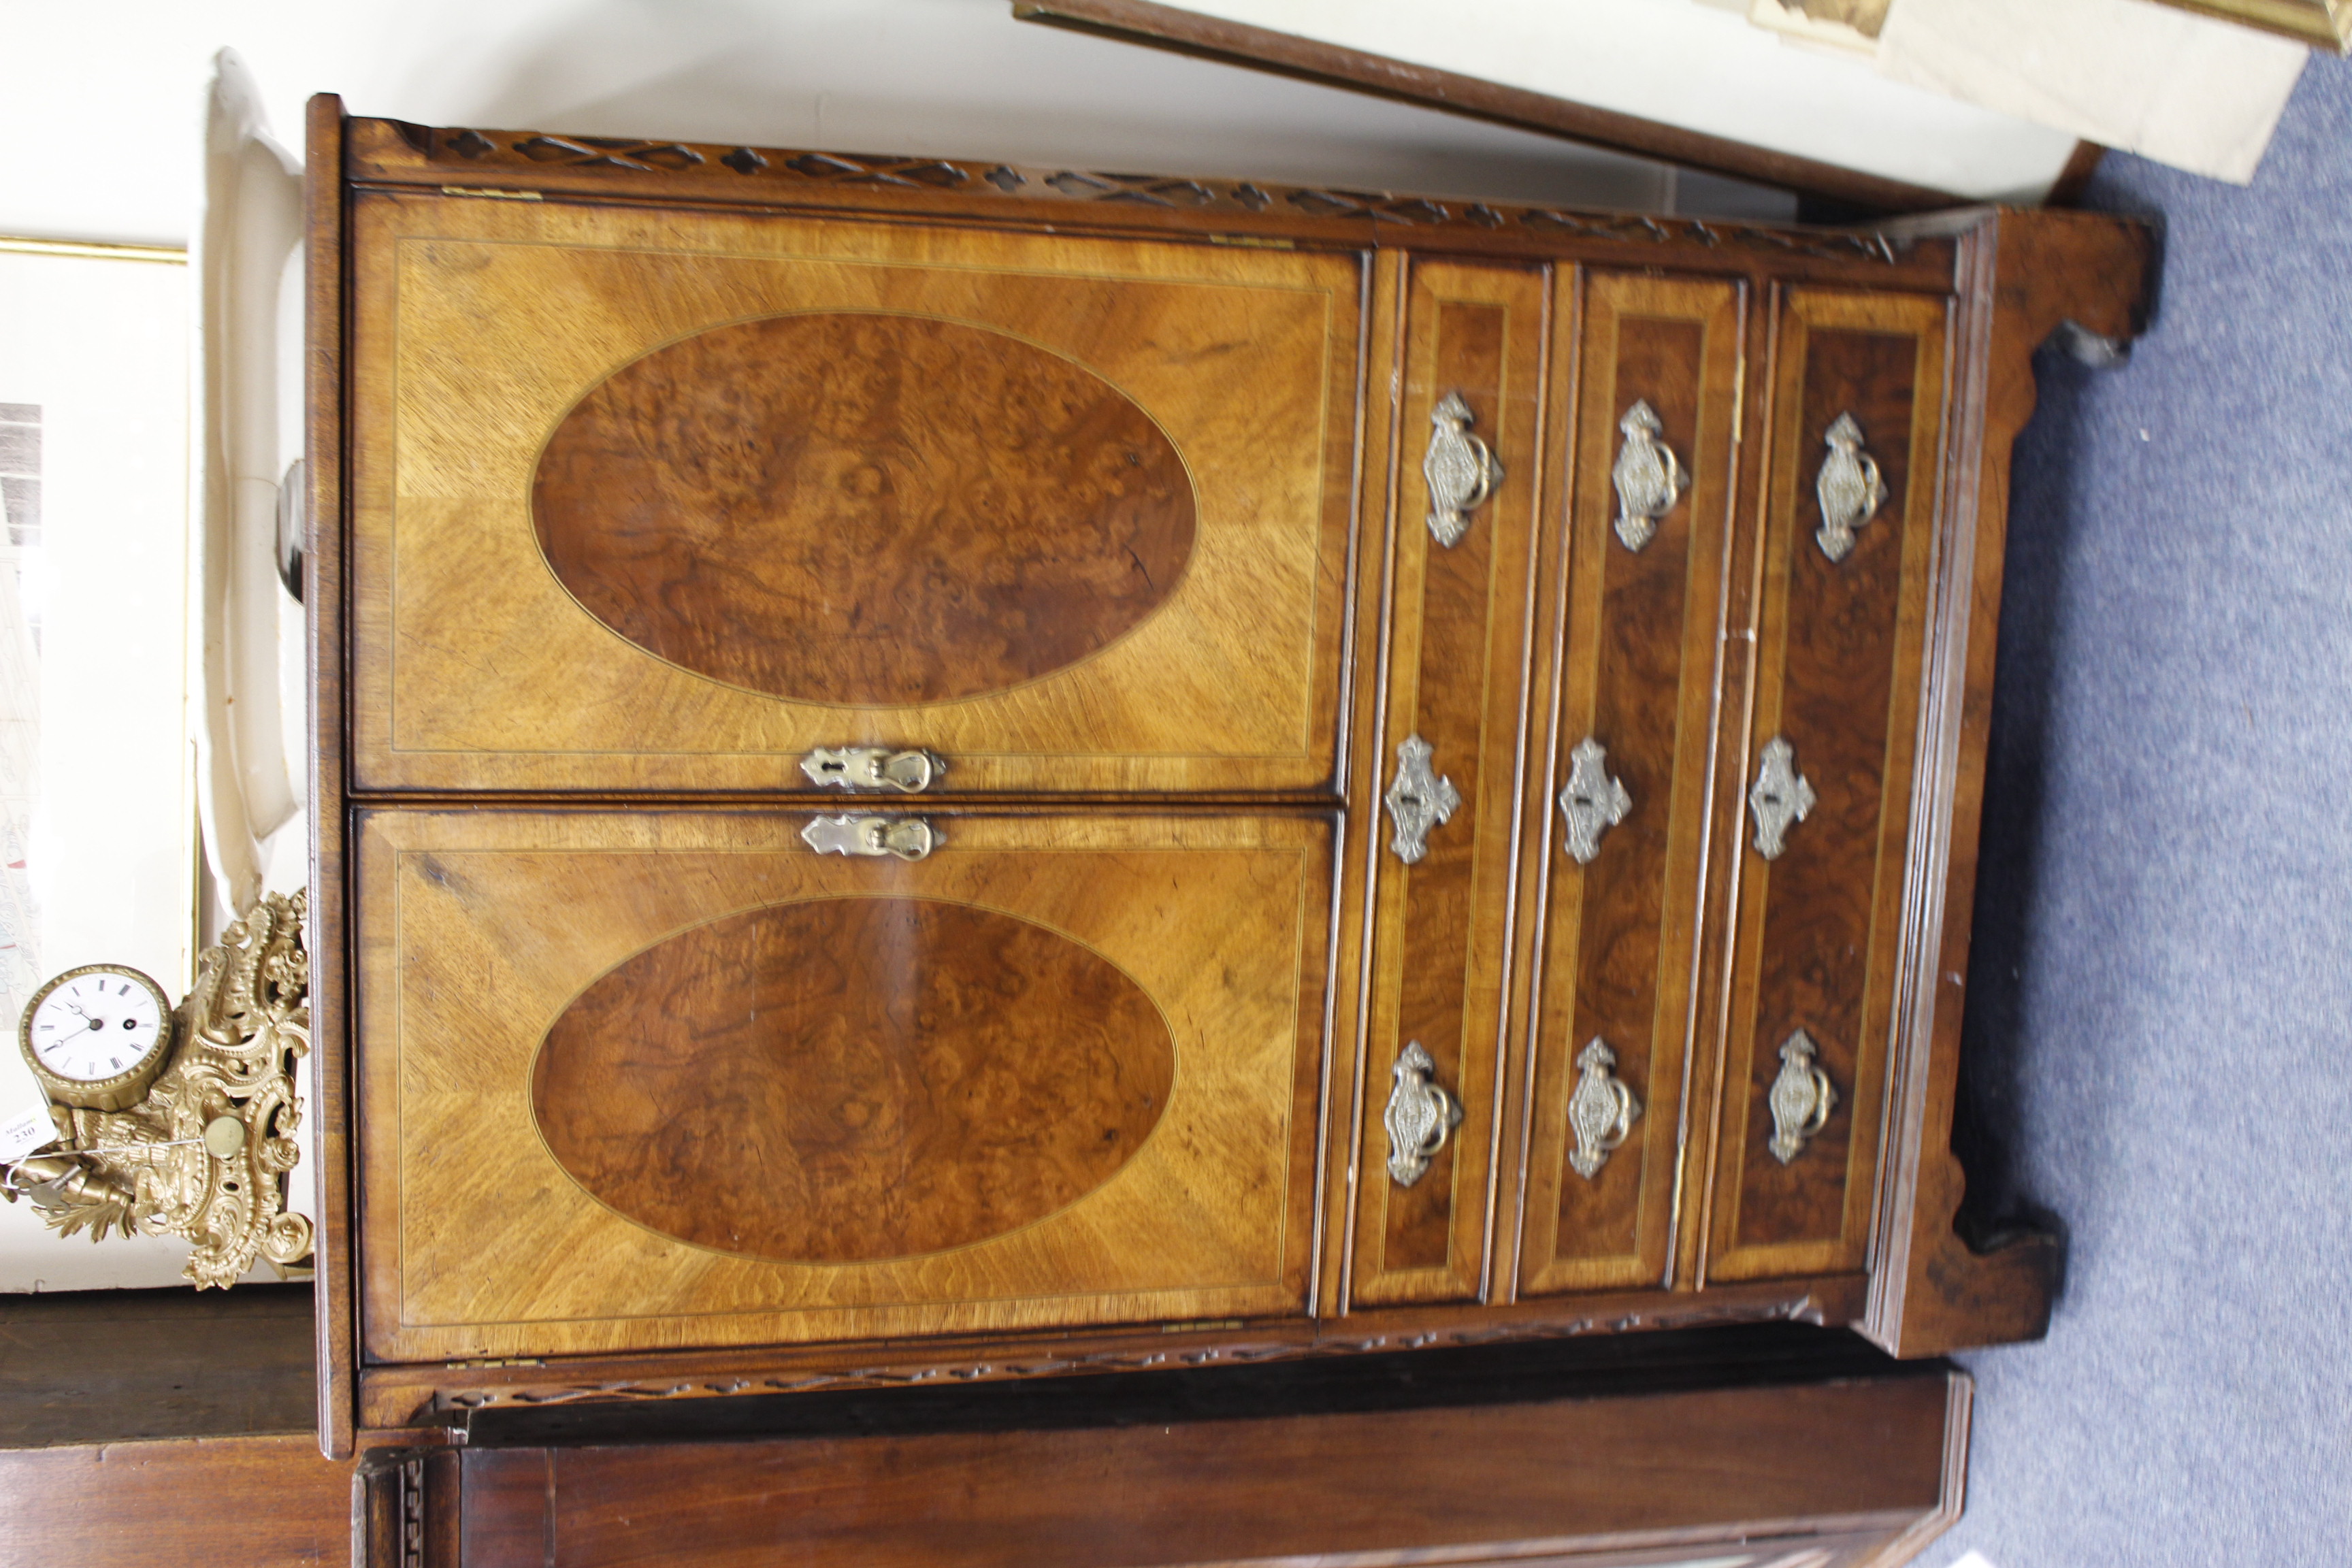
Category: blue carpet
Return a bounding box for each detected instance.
[1925,52,2352,1568]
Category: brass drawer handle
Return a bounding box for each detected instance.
[1557,736,1631,865]
[1814,411,1888,562]
[1423,391,1503,548]
[1567,1039,1641,1179]
[1747,736,1815,861]
[1610,399,1686,552]
[801,815,938,862]
[1383,734,1461,865]
[1384,1041,1464,1188]
[801,747,944,793]
[1767,1029,1839,1164]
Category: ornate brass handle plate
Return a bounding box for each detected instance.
[1610,399,1686,552]
[1767,1029,1839,1164]
[1566,1038,1641,1179]
[1557,736,1632,865]
[1747,736,1816,861]
[801,746,945,794]
[802,815,938,862]
[1384,1041,1465,1188]
[1383,734,1462,865]
[1814,412,1888,562]
[1423,391,1503,548]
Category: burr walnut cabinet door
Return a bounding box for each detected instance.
[1515,272,1744,1298]
[1348,259,1547,1308]
[345,189,1360,795]
[1704,289,1948,1284]
[353,809,1330,1362]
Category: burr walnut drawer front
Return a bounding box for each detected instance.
[1348,257,1548,1309]
[1514,270,1745,1298]
[353,808,1331,1363]
[1705,289,1949,1284]
[346,189,1362,796]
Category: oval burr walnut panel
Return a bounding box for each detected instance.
[532,312,1197,706]
[530,896,1175,1262]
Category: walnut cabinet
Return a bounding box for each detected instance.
[306,101,2154,1450]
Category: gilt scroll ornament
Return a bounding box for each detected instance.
[1423,391,1503,548]
[1767,1029,1839,1164]
[1384,734,1462,865]
[1610,399,1686,552]
[1814,412,1888,563]
[802,815,939,861]
[1566,1039,1641,1180]
[0,892,314,1288]
[1747,736,1816,861]
[1557,737,1633,866]
[800,747,945,794]
[1384,1041,1464,1188]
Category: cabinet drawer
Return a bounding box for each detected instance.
[346,191,1360,795]
[1516,272,1743,1296]
[1349,259,1546,1307]
[1705,289,1948,1282]
[354,809,1330,1362]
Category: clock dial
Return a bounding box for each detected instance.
[27,970,167,1083]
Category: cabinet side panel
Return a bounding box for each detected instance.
[305,91,356,1460]
[1709,291,1948,1282]
[1351,261,1546,1307]
[1865,211,2153,1354]
[1520,273,1742,1296]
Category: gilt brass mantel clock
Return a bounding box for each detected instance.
[0,890,314,1288]
[19,964,180,1113]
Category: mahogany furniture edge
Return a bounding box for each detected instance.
[355,1278,1862,1430]
[305,88,358,1463]
[348,1370,1963,1568]
[0,1379,1963,1567]
[1855,1369,1972,1567]
[1861,206,2156,1357]
[2044,141,2109,209]
[0,1435,357,1568]
[1008,0,1967,214]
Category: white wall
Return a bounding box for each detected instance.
[0,246,200,1290]
[0,0,1829,250]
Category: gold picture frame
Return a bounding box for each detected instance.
[2142,0,2347,49]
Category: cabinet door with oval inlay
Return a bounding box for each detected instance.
[346,189,1360,795]
[1703,289,1948,1285]
[1514,270,1742,1298]
[353,809,1330,1364]
[1348,258,1546,1309]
